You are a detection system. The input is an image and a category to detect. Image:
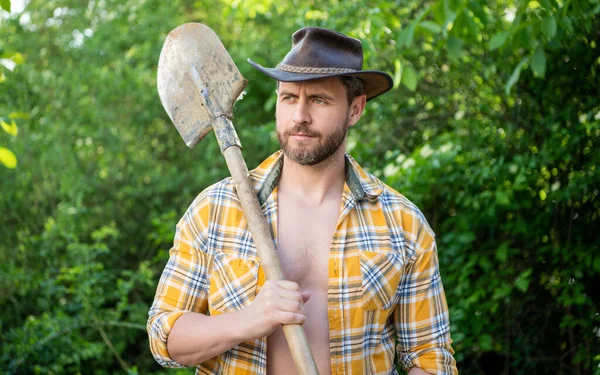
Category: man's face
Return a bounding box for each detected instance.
[275,77,364,166]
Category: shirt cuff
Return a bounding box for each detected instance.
[399,346,458,375]
[147,310,188,368]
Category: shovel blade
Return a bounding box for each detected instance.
[157,23,247,148]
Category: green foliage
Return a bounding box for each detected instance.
[0,40,23,168]
[1,0,598,374]
[0,0,10,12]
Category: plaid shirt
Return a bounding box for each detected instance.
[148,150,457,375]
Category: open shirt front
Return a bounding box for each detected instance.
[147,150,457,375]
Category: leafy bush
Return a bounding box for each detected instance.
[1,0,598,374]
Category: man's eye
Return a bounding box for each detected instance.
[313,98,325,104]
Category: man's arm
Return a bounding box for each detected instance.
[166,280,310,365]
[395,232,458,375]
[147,203,309,367]
[147,214,211,368]
[408,367,435,375]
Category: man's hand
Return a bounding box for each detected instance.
[243,280,311,339]
[165,280,310,366]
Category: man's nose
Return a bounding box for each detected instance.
[292,98,311,124]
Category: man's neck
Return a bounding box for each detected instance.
[277,148,346,206]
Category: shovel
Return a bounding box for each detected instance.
[157,23,320,375]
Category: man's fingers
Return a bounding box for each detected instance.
[276,298,305,314]
[278,311,307,325]
[276,280,300,290]
[278,289,305,302]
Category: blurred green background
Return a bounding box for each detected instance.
[1,0,599,374]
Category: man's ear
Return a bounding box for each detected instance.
[348,94,367,127]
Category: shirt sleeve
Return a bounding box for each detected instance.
[395,229,458,375]
[147,203,213,368]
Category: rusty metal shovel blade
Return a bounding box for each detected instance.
[157,23,247,148]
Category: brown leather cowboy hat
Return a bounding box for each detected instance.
[248,27,393,101]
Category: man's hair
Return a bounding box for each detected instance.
[340,76,365,104]
[276,76,365,105]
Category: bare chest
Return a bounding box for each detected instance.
[276,196,341,287]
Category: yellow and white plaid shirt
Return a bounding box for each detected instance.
[148,150,457,375]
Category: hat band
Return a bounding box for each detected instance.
[277,63,357,74]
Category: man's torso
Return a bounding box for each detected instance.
[147,151,451,374]
[266,187,342,375]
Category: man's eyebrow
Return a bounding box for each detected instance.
[308,92,336,101]
[277,90,298,97]
[277,90,337,101]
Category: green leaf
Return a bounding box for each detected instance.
[447,36,462,60]
[463,9,478,37]
[443,0,457,27]
[0,147,17,168]
[11,52,24,65]
[561,16,574,33]
[263,94,276,112]
[526,26,538,50]
[515,268,533,292]
[541,16,557,40]
[531,46,546,77]
[0,0,10,12]
[397,23,416,48]
[479,334,493,351]
[489,31,510,51]
[480,257,492,272]
[402,65,418,91]
[505,58,528,95]
[393,59,402,89]
[8,111,29,119]
[458,231,476,245]
[419,21,442,34]
[593,256,600,272]
[495,190,510,206]
[496,242,509,262]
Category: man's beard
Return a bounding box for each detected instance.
[277,118,349,166]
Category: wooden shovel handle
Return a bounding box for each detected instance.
[222,143,320,375]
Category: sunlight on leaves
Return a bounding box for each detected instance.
[1,120,18,136]
[0,146,17,168]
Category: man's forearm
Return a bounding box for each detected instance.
[408,367,432,375]
[165,280,309,366]
[167,310,249,366]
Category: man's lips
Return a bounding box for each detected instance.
[289,132,318,138]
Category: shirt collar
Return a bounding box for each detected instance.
[251,150,383,206]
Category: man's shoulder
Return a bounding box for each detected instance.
[347,154,430,229]
[367,174,435,243]
[183,177,240,216]
[377,180,422,213]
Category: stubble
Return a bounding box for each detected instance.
[277,118,349,166]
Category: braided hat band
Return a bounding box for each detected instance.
[248,26,393,101]
[276,63,357,75]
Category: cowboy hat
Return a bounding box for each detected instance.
[248,26,393,101]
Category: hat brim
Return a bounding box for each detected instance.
[248,59,393,101]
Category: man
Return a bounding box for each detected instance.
[148,26,457,375]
